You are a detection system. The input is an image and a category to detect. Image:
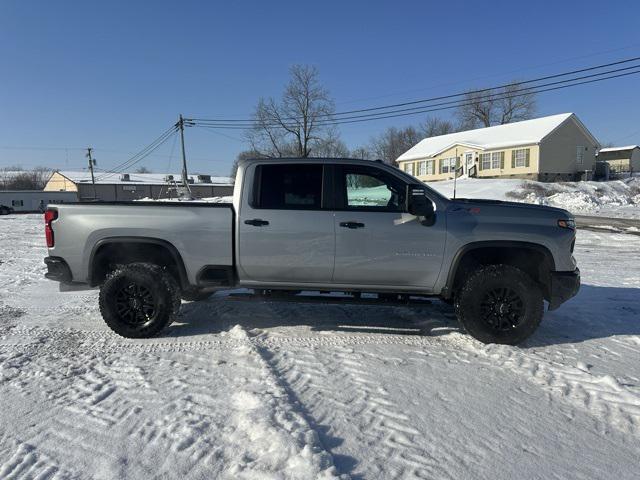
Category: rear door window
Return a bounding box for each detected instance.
[256,164,323,210]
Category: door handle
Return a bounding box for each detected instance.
[339,221,365,229]
[244,219,269,227]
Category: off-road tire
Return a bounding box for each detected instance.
[454,264,543,345]
[99,262,181,338]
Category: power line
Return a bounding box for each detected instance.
[192,64,640,129]
[194,125,245,142]
[333,42,640,107]
[190,55,640,124]
[95,125,178,180]
[188,66,640,130]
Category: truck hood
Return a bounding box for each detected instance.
[450,198,572,218]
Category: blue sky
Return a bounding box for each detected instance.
[1,0,639,176]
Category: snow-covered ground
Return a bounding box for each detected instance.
[1,215,639,479]
[428,176,640,219]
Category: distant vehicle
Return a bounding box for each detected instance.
[0,204,14,215]
[43,158,580,345]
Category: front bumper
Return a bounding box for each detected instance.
[548,268,580,310]
[44,256,73,283]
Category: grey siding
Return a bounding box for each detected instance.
[77,183,233,201]
[539,119,598,178]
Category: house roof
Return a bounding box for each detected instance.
[51,171,233,186]
[598,145,640,153]
[397,113,598,162]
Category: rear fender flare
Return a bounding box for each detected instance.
[88,236,189,289]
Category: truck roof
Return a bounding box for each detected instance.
[239,157,386,166]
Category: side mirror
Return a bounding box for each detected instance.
[407,185,435,225]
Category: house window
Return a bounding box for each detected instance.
[480,151,504,170]
[426,159,434,175]
[480,153,491,170]
[514,148,529,167]
[417,160,435,176]
[491,152,503,169]
[12,200,23,207]
[576,146,584,165]
[440,157,457,174]
[403,162,415,175]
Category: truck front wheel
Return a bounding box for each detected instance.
[99,263,181,338]
[454,264,543,345]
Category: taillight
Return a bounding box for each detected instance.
[44,209,57,248]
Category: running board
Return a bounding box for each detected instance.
[226,291,434,307]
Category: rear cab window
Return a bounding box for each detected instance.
[253,164,324,210]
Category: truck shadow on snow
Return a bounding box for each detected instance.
[166,285,640,348]
[169,294,459,338]
[526,284,640,347]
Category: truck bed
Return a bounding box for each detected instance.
[49,202,234,285]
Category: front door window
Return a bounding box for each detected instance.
[344,169,405,212]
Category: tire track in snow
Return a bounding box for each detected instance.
[1,322,343,478]
[258,302,470,480]
[0,436,81,480]
[7,322,640,439]
[470,342,640,436]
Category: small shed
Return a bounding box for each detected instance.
[596,146,640,175]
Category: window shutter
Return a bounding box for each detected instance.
[478,157,483,171]
[525,149,530,167]
[511,151,516,168]
[431,160,435,175]
[500,152,505,169]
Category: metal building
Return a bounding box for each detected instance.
[0,190,78,212]
[44,171,234,201]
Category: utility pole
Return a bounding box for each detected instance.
[178,114,192,198]
[86,147,97,200]
[452,147,458,199]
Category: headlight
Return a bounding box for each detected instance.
[558,218,576,230]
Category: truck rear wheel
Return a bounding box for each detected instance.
[99,263,181,338]
[454,264,543,345]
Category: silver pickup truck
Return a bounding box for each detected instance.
[43,158,579,344]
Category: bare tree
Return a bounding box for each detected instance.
[310,128,349,158]
[369,126,422,165]
[421,116,457,137]
[247,65,336,158]
[456,81,537,128]
[1,167,52,190]
[350,146,374,160]
[230,149,266,180]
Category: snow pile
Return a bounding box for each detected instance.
[512,177,640,213]
[215,325,340,479]
[428,177,640,216]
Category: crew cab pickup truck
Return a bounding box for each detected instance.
[43,158,579,344]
